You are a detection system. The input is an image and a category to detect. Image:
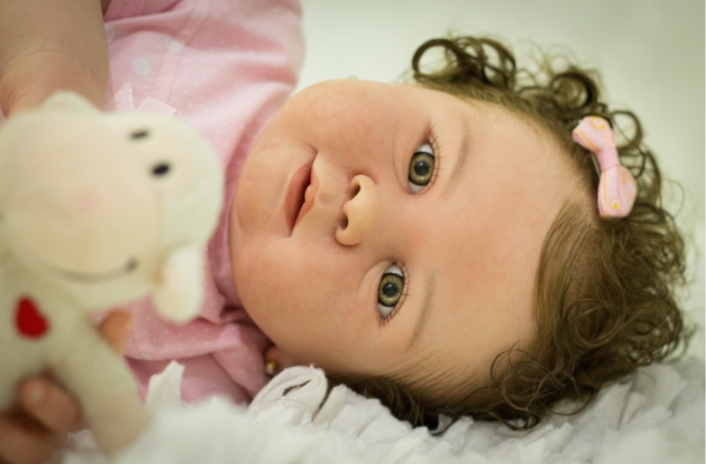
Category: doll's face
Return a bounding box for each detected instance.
[230,80,576,388]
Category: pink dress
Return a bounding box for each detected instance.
[103,0,304,404]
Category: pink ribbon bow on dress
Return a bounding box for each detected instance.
[572,116,637,218]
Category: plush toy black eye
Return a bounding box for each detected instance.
[131,130,150,140]
[126,259,138,271]
[152,163,170,176]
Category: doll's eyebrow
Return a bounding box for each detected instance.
[407,271,437,351]
[441,121,470,198]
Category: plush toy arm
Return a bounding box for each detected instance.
[152,247,204,324]
[54,321,148,453]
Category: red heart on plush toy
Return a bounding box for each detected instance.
[16,297,49,338]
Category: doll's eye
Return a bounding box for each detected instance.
[377,264,405,320]
[151,162,171,177]
[408,142,435,194]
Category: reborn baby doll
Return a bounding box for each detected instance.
[0,0,690,460]
[0,92,223,452]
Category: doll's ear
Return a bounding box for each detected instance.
[42,91,98,113]
[265,346,299,370]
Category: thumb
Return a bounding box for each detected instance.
[98,309,132,353]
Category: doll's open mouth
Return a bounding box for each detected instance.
[295,169,318,228]
[52,258,138,283]
[285,160,314,232]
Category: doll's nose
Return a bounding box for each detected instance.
[335,175,381,247]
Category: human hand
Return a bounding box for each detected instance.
[0,0,109,117]
[0,310,131,464]
[0,50,107,117]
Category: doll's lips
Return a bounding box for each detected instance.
[285,160,314,232]
[295,169,318,228]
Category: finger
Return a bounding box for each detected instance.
[99,309,132,353]
[0,417,58,464]
[18,377,82,434]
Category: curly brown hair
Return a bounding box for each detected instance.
[334,36,688,430]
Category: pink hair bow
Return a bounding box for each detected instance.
[572,116,637,218]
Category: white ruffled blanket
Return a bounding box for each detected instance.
[60,349,704,464]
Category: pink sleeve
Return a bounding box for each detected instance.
[105,0,303,404]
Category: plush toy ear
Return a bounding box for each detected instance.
[41,91,98,113]
[152,247,203,324]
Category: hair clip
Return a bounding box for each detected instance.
[572,116,637,218]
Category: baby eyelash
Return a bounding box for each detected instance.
[426,124,444,185]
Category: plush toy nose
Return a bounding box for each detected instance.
[4,174,160,278]
[78,191,100,213]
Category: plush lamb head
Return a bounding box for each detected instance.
[0,92,223,452]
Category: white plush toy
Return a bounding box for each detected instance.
[0,93,223,452]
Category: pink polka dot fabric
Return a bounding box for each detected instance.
[104,0,303,404]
